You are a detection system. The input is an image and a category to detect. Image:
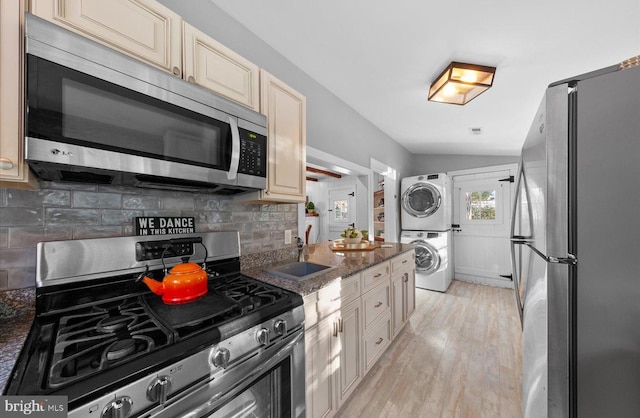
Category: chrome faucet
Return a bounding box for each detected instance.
[295,237,305,262]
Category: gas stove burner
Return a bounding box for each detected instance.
[106,339,137,361]
[97,315,134,333]
[47,297,172,388]
[240,295,262,311]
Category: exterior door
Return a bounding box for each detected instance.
[328,186,356,240]
[451,165,517,287]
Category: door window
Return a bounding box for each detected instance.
[465,190,496,220]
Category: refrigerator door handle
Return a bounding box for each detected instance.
[522,242,577,265]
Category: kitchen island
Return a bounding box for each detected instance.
[245,240,416,418]
[242,240,415,295]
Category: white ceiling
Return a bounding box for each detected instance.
[211,0,639,156]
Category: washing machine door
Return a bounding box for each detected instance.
[402,183,441,218]
[412,239,441,274]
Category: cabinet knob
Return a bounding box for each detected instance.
[0,158,14,170]
[188,75,195,83]
[172,66,181,76]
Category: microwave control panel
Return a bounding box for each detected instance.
[238,128,266,178]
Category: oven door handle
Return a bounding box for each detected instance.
[227,116,240,180]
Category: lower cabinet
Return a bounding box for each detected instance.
[305,313,338,418]
[304,250,415,418]
[335,298,363,404]
[391,266,416,337]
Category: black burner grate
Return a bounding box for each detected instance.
[48,297,171,388]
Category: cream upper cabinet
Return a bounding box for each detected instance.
[30,0,182,76]
[258,69,306,203]
[0,0,36,188]
[183,22,259,111]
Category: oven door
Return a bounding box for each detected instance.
[25,54,242,186]
[151,329,305,418]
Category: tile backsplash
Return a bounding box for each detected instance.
[0,181,298,290]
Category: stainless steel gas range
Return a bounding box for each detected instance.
[4,231,305,418]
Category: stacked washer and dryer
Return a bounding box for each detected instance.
[400,173,453,292]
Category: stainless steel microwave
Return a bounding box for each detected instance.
[24,14,266,194]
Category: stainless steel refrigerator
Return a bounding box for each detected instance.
[511,59,640,418]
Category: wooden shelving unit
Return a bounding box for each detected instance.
[373,189,385,242]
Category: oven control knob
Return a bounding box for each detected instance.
[256,327,270,345]
[212,347,231,369]
[101,396,133,418]
[147,375,172,405]
[274,319,287,336]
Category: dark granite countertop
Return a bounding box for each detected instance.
[0,288,36,394]
[0,241,413,393]
[242,241,415,296]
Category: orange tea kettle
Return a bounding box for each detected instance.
[137,257,208,304]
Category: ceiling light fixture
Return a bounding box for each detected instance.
[428,62,496,105]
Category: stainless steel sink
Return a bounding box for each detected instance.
[266,261,335,281]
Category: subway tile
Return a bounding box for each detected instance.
[45,208,100,225]
[7,268,37,289]
[142,210,181,217]
[253,212,270,222]
[39,181,96,191]
[73,226,123,239]
[0,247,36,269]
[162,197,195,211]
[0,208,43,227]
[0,271,8,290]
[194,196,222,211]
[98,185,142,194]
[8,227,72,248]
[268,212,285,221]
[252,231,269,241]
[72,191,121,209]
[122,195,161,210]
[6,189,70,207]
[232,212,253,223]
[101,210,143,226]
[0,228,7,248]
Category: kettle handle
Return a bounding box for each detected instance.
[135,265,150,282]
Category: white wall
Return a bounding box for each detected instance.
[410,154,519,175]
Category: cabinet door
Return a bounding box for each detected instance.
[30,0,182,76]
[391,272,404,337]
[183,22,259,110]
[259,69,306,202]
[0,0,35,187]
[336,299,362,406]
[404,267,416,319]
[305,315,337,418]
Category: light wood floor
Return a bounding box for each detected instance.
[335,280,522,418]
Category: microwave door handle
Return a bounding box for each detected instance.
[227,116,240,180]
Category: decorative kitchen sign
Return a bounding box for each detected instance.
[135,217,195,236]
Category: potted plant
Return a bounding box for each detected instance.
[340,227,363,244]
[306,201,315,214]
